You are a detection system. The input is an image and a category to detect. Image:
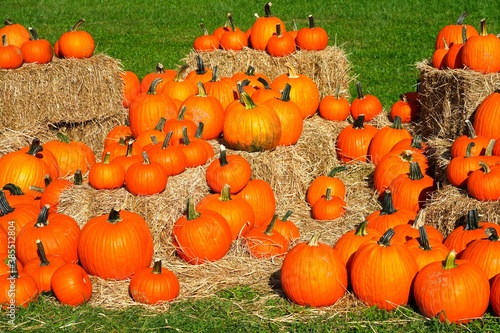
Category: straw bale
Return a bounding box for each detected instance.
[182,46,353,99]
[0,54,126,135]
[57,114,386,309]
[416,59,500,141]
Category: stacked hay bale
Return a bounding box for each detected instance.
[417,59,500,235]
[0,54,128,155]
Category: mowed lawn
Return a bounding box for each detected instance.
[2,1,500,332]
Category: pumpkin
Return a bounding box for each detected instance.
[461,19,500,74]
[446,142,481,188]
[251,77,281,104]
[223,91,281,152]
[450,120,489,158]
[389,94,418,123]
[467,161,500,201]
[57,18,95,59]
[103,120,133,148]
[365,190,416,234]
[270,63,320,119]
[413,250,489,323]
[179,127,211,168]
[443,209,500,256]
[443,25,467,69]
[89,152,125,190]
[102,136,142,162]
[390,135,428,154]
[311,188,346,220]
[160,64,198,102]
[335,114,378,163]
[124,151,168,196]
[266,23,295,57]
[490,274,500,316]
[110,139,144,174]
[129,259,180,305]
[2,183,37,207]
[129,77,178,138]
[236,179,276,228]
[435,12,478,50]
[196,183,255,240]
[473,90,500,140]
[368,116,413,165]
[36,173,76,213]
[0,251,22,276]
[350,228,418,311]
[231,66,270,91]
[0,33,23,69]
[16,204,81,265]
[162,106,197,145]
[432,38,449,69]
[44,132,96,177]
[295,15,329,51]
[186,55,213,84]
[22,239,66,293]
[273,210,300,244]
[51,263,92,306]
[78,208,154,280]
[206,145,252,194]
[391,208,444,244]
[121,70,141,108]
[193,23,219,52]
[134,117,167,149]
[219,13,248,51]
[140,63,176,93]
[172,198,232,264]
[460,227,500,280]
[281,234,347,307]
[0,191,40,236]
[404,225,449,271]
[0,265,38,309]
[388,162,436,212]
[318,87,350,121]
[306,166,347,207]
[0,18,30,48]
[349,82,383,121]
[244,215,289,259]
[204,66,238,110]
[249,2,286,51]
[20,27,52,64]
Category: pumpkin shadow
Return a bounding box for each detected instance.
[269,269,287,299]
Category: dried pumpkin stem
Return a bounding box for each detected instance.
[36,240,51,267]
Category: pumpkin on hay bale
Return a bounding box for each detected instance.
[0,54,127,153]
[416,59,500,141]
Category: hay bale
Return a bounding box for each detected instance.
[182,46,353,99]
[57,114,384,308]
[416,59,500,141]
[0,54,126,134]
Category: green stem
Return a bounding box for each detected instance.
[264,214,279,235]
[152,259,162,274]
[308,233,321,246]
[327,165,348,177]
[377,228,395,247]
[218,145,228,166]
[195,54,207,74]
[70,18,86,32]
[408,162,424,181]
[418,225,432,251]
[443,250,458,270]
[162,131,174,149]
[354,220,370,237]
[280,210,293,222]
[307,15,315,28]
[380,190,397,215]
[280,83,292,102]
[186,198,201,220]
[464,209,480,230]
[107,208,122,224]
[148,77,163,94]
[356,81,365,100]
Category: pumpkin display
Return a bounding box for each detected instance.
[196,184,255,240]
[111,139,144,175]
[193,23,219,52]
[0,192,40,236]
[266,23,295,57]
[134,117,167,149]
[306,166,347,207]
[129,259,180,305]
[186,55,213,84]
[461,19,500,74]
[236,179,276,228]
[281,234,347,307]
[350,228,418,311]
[443,25,466,69]
[368,116,413,165]
[432,38,449,69]
[36,172,78,213]
[295,15,329,51]
[251,77,281,104]
[51,263,92,306]
[249,2,286,51]
[160,64,198,102]
[0,18,30,49]
[172,198,232,265]
[148,132,188,176]
[349,82,383,121]
[389,94,419,123]
[318,87,350,121]
[103,121,133,148]
[179,127,211,168]
[446,142,482,188]
[204,66,238,110]
[2,183,37,207]
[335,115,378,163]
[20,27,52,64]
[57,18,95,59]
[78,208,154,280]
[413,250,489,323]
[244,215,289,259]
[232,66,270,91]
[435,12,478,50]
[206,145,252,194]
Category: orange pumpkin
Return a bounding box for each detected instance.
[435,12,478,50]
[335,114,378,163]
[349,82,383,121]
[51,263,92,306]
[193,23,219,52]
[57,18,95,59]
[249,2,286,51]
[219,13,248,51]
[461,19,500,74]
[0,18,29,48]
[0,33,23,69]
[295,15,328,51]
[20,27,53,64]
[206,145,251,194]
[368,116,413,165]
[236,179,276,228]
[266,23,295,57]
[244,215,289,259]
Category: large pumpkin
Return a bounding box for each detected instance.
[472,90,500,140]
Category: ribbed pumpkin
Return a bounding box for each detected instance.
[129,259,180,305]
[306,166,347,207]
[266,23,295,57]
[0,33,23,69]
[172,198,232,265]
[467,161,500,201]
[349,82,383,121]
[196,184,255,240]
[335,114,378,163]
[389,94,419,123]
[160,64,198,102]
[281,234,347,307]
[365,190,417,234]
[148,132,188,176]
[249,2,286,51]
[244,215,289,259]
[413,250,489,323]
[232,66,270,91]
[88,152,125,190]
[295,15,329,51]
[0,267,38,309]
[204,66,238,111]
[450,120,489,158]
[51,263,92,306]
[350,228,418,311]
[0,192,39,236]
[124,151,168,196]
[57,19,95,59]
[318,87,350,121]
[251,77,281,104]
[473,90,500,140]
[20,27,53,64]
[404,225,449,271]
[121,70,141,109]
[461,19,500,74]
[368,116,412,165]
[432,38,449,69]
[179,127,211,168]
[140,63,176,93]
[391,209,444,244]
[223,92,281,152]
[490,274,500,316]
[435,12,478,49]
[460,227,500,281]
[78,208,154,280]
[206,145,251,194]
[270,63,320,119]
[193,23,219,52]
[311,188,346,220]
[219,13,248,51]
[0,18,30,48]
[443,25,467,69]
[273,210,300,244]
[186,55,213,84]
[236,179,276,228]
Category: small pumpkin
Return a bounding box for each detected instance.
[0,33,23,69]
[460,227,500,281]
[20,27,52,64]
[295,15,329,51]
[244,215,289,259]
[335,114,378,163]
[349,82,383,122]
[318,87,350,121]
[124,151,168,196]
[435,12,478,50]
[404,225,449,271]
[273,210,300,244]
[0,264,38,309]
[57,18,95,59]
[0,18,30,48]
[266,23,295,57]
[219,13,248,51]
[51,263,92,306]
[311,188,346,220]
[306,166,347,207]
[206,144,252,194]
[89,152,125,190]
[249,2,286,51]
[193,23,219,52]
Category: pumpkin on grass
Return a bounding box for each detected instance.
[0,263,38,309]
[51,263,92,306]
[413,250,489,323]
[129,259,180,305]
[281,234,347,307]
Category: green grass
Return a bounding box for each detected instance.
[2,0,500,331]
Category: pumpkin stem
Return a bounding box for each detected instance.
[124,139,135,157]
[244,66,256,76]
[275,23,282,36]
[102,151,112,164]
[107,208,122,224]
[308,233,321,246]
[155,63,165,74]
[280,210,293,222]
[226,13,236,32]
[141,151,151,165]
[69,18,86,32]
[284,62,300,79]
[324,187,332,201]
[210,66,219,82]
[194,55,207,74]
[480,19,487,36]
[464,120,478,139]
[408,162,424,181]
[196,81,208,97]
[280,83,292,102]
[412,208,426,229]
[478,160,491,174]
[485,227,500,241]
[334,86,341,99]
[456,12,469,25]
[182,126,192,145]
[28,27,40,40]
[177,105,188,120]
[0,191,14,216]
[147,78,163,95]
[264,2,273,17]
[464,209,480,230]
[174,64,190,82]
[1,34,7,47]
[291,19,297,32]
[150,135,159,146]
[218,144,228,166]
[442,250,458,270]
[36,240,51,267]
[307,15,316,28]
[154,117,167,131]
[418,225,432,251]
[152,259,162,274]
[398,150,414,162]
[354,220,370,237]
[240,91,257,110]
[461,25,467,44]
[464,142,476,158]
[219,184,232,201]
[410,135,424,150]
[43,174,52,187]
[56,132,71,144]
[355,81,365,100]
[162,131,174,149]
[26,139,44,156]
[264,214,279,235]
[2,183,26,196]
[199,23,210,36]
[352,114,366,129]
[380,190,397,215]
[327,165,348,177]
[377,228,395,247]
[257,77,271,90]
[186,197,201,220]
[195,122,205,139]
[485,139,496,156]
[35,204,51,228]
[391,116,404,129]
[74,169,83,185]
